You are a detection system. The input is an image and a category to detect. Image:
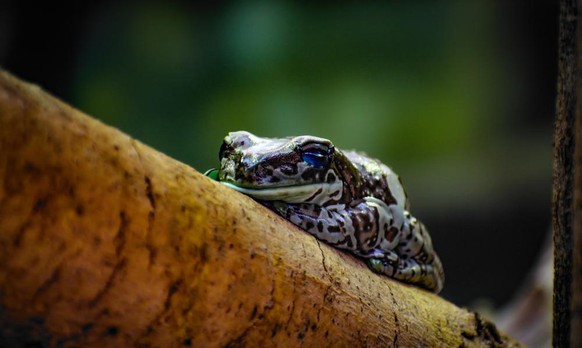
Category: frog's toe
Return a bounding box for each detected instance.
[271,201,288,213]
[368,258,383,272]
[262,201,292,218]
[367,258,396,276]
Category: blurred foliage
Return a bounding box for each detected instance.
[70,1,554,305]
[74,1,502,170]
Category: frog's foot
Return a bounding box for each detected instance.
[268,202,355,247]
[367,257,398,277]
[367,257,443,293]
[360,248,399,263]
[266,201,319,222]
[262,200,287,214]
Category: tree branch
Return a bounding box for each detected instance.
[0,71,521,347]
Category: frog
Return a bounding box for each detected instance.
[205,131,444,293]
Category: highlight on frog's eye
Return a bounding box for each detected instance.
[208,131,444,293]
[301,146,330,168]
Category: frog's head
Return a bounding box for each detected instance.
[214,131,359,206]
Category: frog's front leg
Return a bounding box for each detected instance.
[270,198,444,293]
[269,198,402,261]
[368,213,445,293]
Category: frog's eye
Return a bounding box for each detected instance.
[301,144,332,168]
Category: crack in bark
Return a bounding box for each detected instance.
[317,283,333,324]
[315,240,329,274]
[124,142,181,344]
[129,140,158,267]
[460,311,504,346]
[90,211,129,307]
[31,262,63,303]
[387,287,400,347]
[224,326,252,348]
[143,176,156,210]
[13,194,48,248]
[89,257,127,307]
[283,271,297,330]
[472,312,502,345]
[136,278,184,343]
[13,220,31,248]
[114,211,128,257]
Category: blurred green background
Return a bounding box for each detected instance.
[1,1,556,308]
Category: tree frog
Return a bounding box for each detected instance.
[206,131,444,293]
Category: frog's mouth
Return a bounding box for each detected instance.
[220,181,343,205]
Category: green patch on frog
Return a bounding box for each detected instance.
[204,168,219,181]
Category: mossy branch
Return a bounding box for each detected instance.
[0,71,521,347]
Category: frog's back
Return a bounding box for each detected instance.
[343,150,409,209]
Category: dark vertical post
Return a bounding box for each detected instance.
[572,0,582,345]
[554,0,577,347]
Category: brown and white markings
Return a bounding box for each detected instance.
[207,131,444,293]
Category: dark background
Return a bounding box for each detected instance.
[0,1,558,308]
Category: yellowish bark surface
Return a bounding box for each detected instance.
[0,71,521,347]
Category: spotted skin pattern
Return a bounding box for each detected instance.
[211,131,444,293]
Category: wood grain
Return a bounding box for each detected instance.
[0,70,521,347]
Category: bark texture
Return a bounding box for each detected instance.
[0,70,521,347]
[554,1,577,347]
[573,0,582,345]
[553,0,582,346]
